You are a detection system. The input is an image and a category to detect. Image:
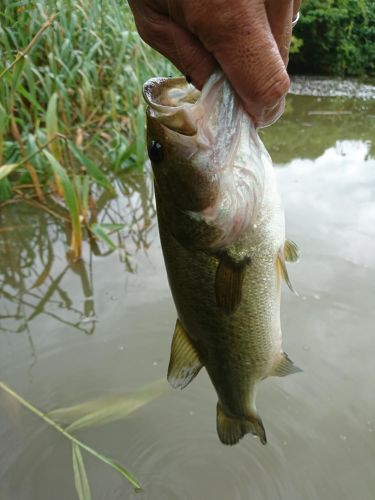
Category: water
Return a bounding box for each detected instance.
[1,90,375,500]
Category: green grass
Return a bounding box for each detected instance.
[0,0,176,258]
[0,379,170,498]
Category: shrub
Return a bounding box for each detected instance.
[289,0,375,77]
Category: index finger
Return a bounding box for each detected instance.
[185,1,290,122]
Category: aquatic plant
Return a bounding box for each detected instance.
[0,379,169,499]
[0,171,156,338]
[0,0,174,260]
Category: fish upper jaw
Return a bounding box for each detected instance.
[144,71,278,250]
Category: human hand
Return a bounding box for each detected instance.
[129,0,301,128]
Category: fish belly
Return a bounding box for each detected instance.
[157,206,282,417]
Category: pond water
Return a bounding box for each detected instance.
[1,90,375,500]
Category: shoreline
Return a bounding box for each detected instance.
[290,75,375,100]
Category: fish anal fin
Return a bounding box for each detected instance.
[271,352,303,377]
[276,249,296,294]
[167,319,202,390]
[284,240,300,263]
[216,403,267,446]
[215,257,249,315]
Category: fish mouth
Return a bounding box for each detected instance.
[143,77,202,136]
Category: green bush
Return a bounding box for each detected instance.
[289,0,375,77]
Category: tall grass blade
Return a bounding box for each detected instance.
[10,59,26,98]
[31,239,54,288]
[0,135,62,181]
[46,93,59,147]
[72,443,92,500]
[0,178,12,201]
[0,104,8,164]
[43,150,82,259]
[136,105,145,167]
[0,380,141,490]
[102,459,141,491]
[89,222,118,251]
[69,143,114,192]
[46,93,64,196]
[0,163,20,180]
[49,379,168,432]
[0,13,59,81]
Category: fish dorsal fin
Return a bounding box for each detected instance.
[270,352,302,377]
[276,249,296,293]
[216,402,267,446]
[284,240,300,263]
[167,319,203,390]
[215,257,248,315]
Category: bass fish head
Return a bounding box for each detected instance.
[144,76,220,213]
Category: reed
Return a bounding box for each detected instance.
[0,0,175,259]
[0,380,164,498]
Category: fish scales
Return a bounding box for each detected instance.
[144,71,301,445]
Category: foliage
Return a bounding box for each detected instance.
[0,0,175,259]
[0,380,170,497]
[289,0,375,77]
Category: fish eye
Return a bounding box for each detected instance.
[148,140,164,164]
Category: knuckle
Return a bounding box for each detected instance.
[185,2,250,47]
[182,51,215,89]
[258,71,290,106]
[135,10,167,45]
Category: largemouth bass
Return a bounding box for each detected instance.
[143,71,301,445]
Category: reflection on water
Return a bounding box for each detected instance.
[261,94,375,163]
[1,93,375,500]
[0,172,155,342]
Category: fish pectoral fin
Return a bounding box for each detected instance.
[284,240,300,263]
[216,403,267,446]
[167,319,203,390]
[276,249,297,294]
[215,257,248,315]
[270,352,303,377]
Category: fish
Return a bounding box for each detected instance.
[143,71,301,446]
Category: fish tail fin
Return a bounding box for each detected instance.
[216,402,267,446]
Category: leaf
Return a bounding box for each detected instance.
[104,459,142,491]
[0,381,141,491]
[76,443,141,491]
[17,83,44,113]
[72,443,92,500]
[0,163,20,180]
[81,175,90,214]
[31,239,54,288]
[49,379,168,433]
[46,93,59,147]
[0,178,12,201]
[43,150,82,257]
[136,104,145,167]
[43,151,79,223]
[46,93,64,196]
[11,58,26,95]
[89,222,117,250]
[69,143,114,192]
[95,223,126,232]
[0,104,8,135]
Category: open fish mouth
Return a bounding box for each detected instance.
[143,77,202,136]
[144,71,268,248]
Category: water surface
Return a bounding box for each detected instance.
[1,92,375,500]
